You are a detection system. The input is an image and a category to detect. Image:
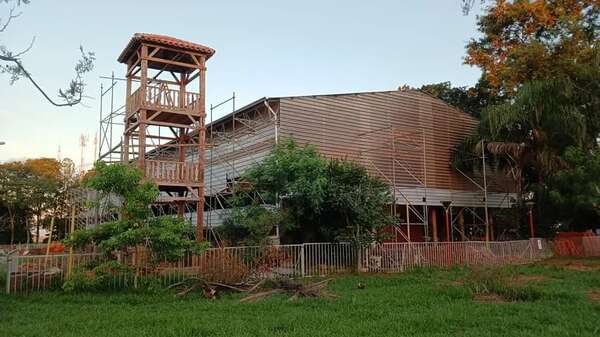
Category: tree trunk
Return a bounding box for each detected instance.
[36,212,41,243]
[25,217,31,244]
[8,207,15,245]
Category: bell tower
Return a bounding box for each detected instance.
[118,33,214,240]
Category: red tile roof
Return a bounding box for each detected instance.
[117,33,215,63]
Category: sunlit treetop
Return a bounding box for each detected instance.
[465,0,600,96]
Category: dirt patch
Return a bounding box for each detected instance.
[565,264,598,271]
[588,289,600,303]
[509,275,547,285]
[449,280,464,286]
[473,293,507,303]
[540,259,600,271]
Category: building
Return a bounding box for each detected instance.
[192,89,517,242]
[100,34,516,243]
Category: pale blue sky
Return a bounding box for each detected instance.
[0,0,482,165]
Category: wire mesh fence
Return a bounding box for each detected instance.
[361,239,551,273]
[0,243,49,254]
[4,239,551,294]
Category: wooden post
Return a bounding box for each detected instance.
[444,208,451,242]
[139,44,148,171]
[67,206,76,278]
[44,216,55,268]
[406,203,411,242]
[196,58,206,241]
[458,209,466,241]
[529,209,535,238]
[430,208,438,242]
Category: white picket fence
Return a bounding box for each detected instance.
[2,239,551,294]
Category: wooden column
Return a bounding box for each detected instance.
[139,45,148,171]
[458,209,466,241]
[196,57,206,241]
[430,207,438,242]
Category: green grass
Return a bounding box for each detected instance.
[2,258,600,337]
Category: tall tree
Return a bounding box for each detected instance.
[0,157,75,243]
[419,80,500,118]
[548,147,600,231]
[465,0,600,96]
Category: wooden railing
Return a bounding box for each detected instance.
[128,86,200,114]
[144,160,200,183]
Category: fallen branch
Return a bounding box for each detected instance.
[169,277,337,302]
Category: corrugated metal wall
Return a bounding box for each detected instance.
[278,90,516,208]
[194,103,277,196]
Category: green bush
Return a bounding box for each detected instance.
[63,260,134,292]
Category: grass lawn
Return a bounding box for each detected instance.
[1,257,600,337]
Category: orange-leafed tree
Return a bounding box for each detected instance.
[465,0,600,96]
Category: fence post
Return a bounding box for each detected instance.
[5,253,11,294]
[300,244,305,277]
[357,245,362,273]
[529,239,534,261]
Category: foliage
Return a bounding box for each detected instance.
[219,204,283,246]
[0,0,95,106]
[419,80,500,118]
[83,162,158,222]
[548,147,600,230]
[320,159,393,245]
[481,79,586,182]
[0,158,76,244]
[65,162,207,263]
[62,260,134,292]
[456,1,600,234]
[245,140,329,212]
[224,140,393,244]
[465,0,600,96]
[453,71,600,233]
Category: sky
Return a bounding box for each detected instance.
[0,0,483,166]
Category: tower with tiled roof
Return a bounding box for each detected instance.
[118,33,214,240]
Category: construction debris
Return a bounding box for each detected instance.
[169,277,337,302]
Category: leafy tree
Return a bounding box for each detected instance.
[0,164,32,243]
[0,158,75,243]
[319,159,393,245]
[0,0,95,106]
[548,147,600,231]
[219,205,283,246]
[419,80,500,118]
[221,140,393,245]
[483,79,585,182]
[465,0,600,96]
[66,162,206,263]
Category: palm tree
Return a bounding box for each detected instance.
[486,79,587,183]
[453,78,591,199]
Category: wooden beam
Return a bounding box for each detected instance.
[145,56,198,69]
